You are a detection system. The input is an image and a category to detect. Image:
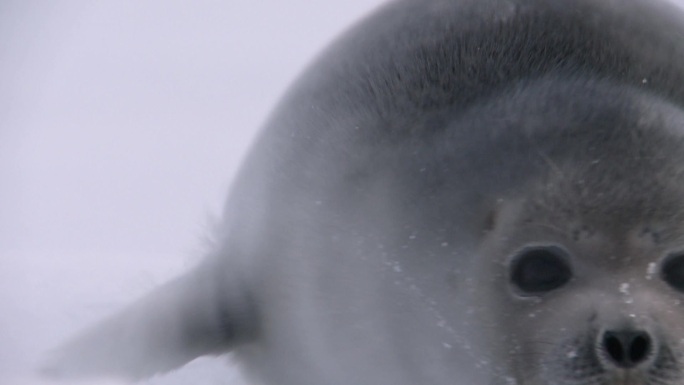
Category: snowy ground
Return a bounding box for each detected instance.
[2,1,384,384]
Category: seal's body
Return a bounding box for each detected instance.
[44,0,684,384]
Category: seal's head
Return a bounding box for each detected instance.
[473,81,684,385]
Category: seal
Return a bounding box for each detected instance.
[42,0,684,384]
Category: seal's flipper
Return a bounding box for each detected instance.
[41,259,255,380]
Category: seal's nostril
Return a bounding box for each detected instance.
[630,334,649,363]
[604,333,624,363]
[601,330,651,368]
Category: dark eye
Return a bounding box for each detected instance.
[510,246,572,294]
[661,252,684,292]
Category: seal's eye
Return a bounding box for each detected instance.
[510,246,572,294]
[661,252,684,292]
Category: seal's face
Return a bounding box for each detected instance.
[478,138,684,385]
[499,229,684,385]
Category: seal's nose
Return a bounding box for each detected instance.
[601,330,652,368]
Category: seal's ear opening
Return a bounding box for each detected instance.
[39,259,256,381]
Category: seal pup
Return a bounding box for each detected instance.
[42,0,684,384]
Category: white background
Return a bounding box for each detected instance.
[2,1,385,384]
